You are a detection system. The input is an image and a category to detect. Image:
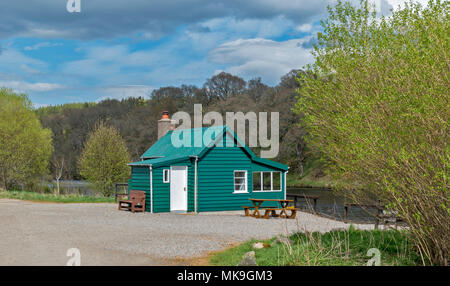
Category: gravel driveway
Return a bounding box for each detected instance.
[0,199,376,265]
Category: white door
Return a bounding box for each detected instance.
[170,166,188,211]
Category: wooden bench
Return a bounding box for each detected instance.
[241,206,255,216]
[262,208,281,219]
[261,207,300,219]
[285,207,300,219]
[118,190,146,213]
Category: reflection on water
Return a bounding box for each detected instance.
[47,180,96,196]
[287,187,379,223]
[49,180,128,198]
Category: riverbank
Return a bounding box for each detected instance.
[286,158,334,188]
[0,190,114,203]
[287,173,333,188]
[209,228,421,266]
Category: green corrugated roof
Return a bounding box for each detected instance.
[140,125,223,159]
[129,125,288,171]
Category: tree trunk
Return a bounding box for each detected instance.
[1,167,9,191]
[56,178,60,195]
[298,161,304,177]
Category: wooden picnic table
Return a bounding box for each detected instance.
[244,198,297,219]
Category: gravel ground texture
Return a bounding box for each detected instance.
[0,199,381,266]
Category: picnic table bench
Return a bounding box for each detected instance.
[242,199,299,219]
[118,190,146,213]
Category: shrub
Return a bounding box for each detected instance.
[294,0,449,265]
[0,88,53,190]
[79,122,131,196]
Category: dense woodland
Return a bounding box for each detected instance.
[38,70,309,180]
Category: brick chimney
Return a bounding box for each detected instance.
[158,111,174,139]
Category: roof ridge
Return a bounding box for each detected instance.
[132,124,288,170]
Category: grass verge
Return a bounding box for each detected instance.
[0,190,115,203]
[209,227,422,266]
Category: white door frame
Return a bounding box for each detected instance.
[170,166,188,211]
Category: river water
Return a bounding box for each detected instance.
[287,187,378,223]
[47,180,97,196]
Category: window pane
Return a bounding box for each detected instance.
[263,172,271,191]
[234,171,246,192]
[163,170,169,182]
[235,171,245,178]
[273,172,281,190]
[253,172,261,191]
[234,183,245,191]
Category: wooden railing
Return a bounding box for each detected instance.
[114,183,129,203]
[286,193,320,214]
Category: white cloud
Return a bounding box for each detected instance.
[209,37,314,84]
[0,0,330,40]
[0,48,46,69]
[295,23,312,33]
[62,45,161,79]
[96,85,155,102]
[200,16,295,39]
[33,102,49,109]
[2,0,431,107]
[20,64,42,75]
[24,42,62,51]
[385,0,429,10]
[0,80,65,93]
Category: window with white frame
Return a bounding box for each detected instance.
[253,171,282,192]
[163,169,170,183]
[233,171,248,193]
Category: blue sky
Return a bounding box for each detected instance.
[0,0,425,106]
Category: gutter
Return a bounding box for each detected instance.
[284,168,289,200]
[150,165,153,213]
[190,156,199,213]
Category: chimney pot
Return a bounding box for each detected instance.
[158,111,173,139]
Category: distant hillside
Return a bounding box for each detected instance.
[38,70,311,181]
[35,102,97,117]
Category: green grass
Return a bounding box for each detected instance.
[0,190,115,203]
[209,228,422,266]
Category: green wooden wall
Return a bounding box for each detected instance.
[129,159,195,213]
[128,166,152,212]
[152,160,195,213]
[196,133,285,212]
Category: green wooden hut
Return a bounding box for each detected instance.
[128,124,288,213]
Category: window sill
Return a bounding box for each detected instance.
[233,191,249,194]
[252,190,282,193]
